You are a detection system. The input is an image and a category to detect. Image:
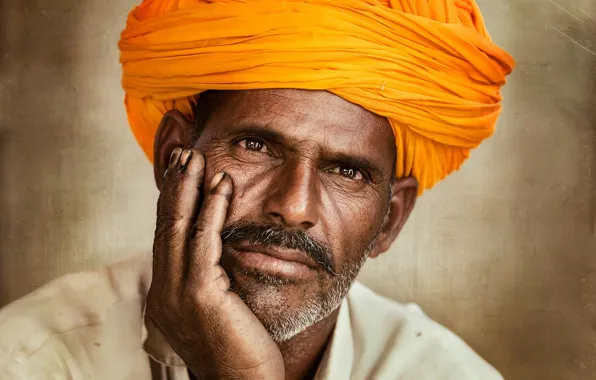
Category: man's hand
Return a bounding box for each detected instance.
[146,148,285,380]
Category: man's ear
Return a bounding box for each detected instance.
[153,110,196,191]
[368,176,418,258]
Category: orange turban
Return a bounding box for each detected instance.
[119,0,514,194]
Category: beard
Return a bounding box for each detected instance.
[220,221,381,342]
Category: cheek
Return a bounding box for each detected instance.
[321,188,385,262]
[201,148,273,220]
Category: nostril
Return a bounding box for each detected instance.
[268,212,285,224]
[302,221,314,229]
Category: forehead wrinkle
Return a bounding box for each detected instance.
[214,89,395,172]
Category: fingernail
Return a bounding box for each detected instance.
[210,172,226,191]
[169,147,183,168]
[179,150,193,172]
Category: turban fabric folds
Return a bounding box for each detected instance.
[119,0,514,194]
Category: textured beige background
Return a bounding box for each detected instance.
[1,0,595,379]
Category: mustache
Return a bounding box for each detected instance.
[221,221,337,275]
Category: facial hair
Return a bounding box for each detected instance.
[220,217,385,342]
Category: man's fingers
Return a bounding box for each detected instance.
[187,172,232,282]
[154,147,206,287]
[153,147,183,281]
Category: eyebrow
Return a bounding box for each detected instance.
[229,124,287,145]
[225,123,386,178]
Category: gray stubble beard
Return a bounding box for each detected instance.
[237,236,376,343]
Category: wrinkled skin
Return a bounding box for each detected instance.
[145,89,418,380]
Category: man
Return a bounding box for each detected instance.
[0,0,514,379]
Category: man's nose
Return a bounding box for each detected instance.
[262,161,319,229]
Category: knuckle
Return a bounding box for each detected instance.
[190,219,219,240]
[156,206,191,231]
[171,217,190,233]
[190,287,213,307]
[190,223,206,239]
[157,207,181,223]
[215,275,231,292]
[155,206,177,226]
[153,229,184,254]
[155,215,187,238]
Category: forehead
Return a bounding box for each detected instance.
[206,89,396,167]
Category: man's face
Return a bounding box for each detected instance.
[193,89,397,341]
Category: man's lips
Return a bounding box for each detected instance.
[227,242,319,281]
[232,243,318,270]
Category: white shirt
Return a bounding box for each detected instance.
[0,254,503,380]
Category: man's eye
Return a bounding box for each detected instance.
[239,138,268,153]
[331,167,364,180]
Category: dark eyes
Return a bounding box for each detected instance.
[237,138,366,181]
[329,167,364,181]
[238,138,269,153]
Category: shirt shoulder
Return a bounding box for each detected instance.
[0,254,153,380]
[345,282,503,380]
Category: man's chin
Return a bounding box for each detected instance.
[227,268,325,342]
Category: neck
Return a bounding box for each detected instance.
[277,307,340,380]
